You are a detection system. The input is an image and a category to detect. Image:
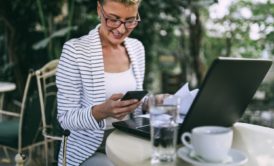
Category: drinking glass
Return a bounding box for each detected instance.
[149,94,180,164]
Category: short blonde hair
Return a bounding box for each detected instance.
[99,0,141,6]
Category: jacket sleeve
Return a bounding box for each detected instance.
[56,40,105,131]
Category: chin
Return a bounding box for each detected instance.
[110,36,126,45]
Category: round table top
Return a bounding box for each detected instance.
[0,82,16,93]
[106,122,274,166]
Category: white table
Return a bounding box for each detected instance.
[0,82,16,109]
[106,122,274,166]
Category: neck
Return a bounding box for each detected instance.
[99,28,123,49]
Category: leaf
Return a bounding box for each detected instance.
[32,26,78,50]
[32,38,51,50]
[51,26,77,38]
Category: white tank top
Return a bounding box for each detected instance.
[104,65,137,129]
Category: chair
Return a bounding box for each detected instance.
[0,70,44,165]
[35,59,63,165]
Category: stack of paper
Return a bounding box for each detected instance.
[164,83,199,123]
[138,83,199,120]
[174,83,199,115]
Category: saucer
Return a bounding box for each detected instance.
[177,147,248,166]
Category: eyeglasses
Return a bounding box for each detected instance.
[100,6,141,29]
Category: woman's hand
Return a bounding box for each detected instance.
[92,93,141,121]
[142,93,170,113]
[154,93,170,104]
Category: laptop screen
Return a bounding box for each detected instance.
[179,57,272,134]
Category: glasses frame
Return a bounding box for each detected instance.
[100,6,141,29]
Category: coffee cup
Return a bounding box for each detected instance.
[181,126,233,162]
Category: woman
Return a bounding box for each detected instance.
[56,0,144,165]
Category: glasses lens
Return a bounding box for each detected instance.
[101,6,140,29]
[106,19,122,28]
[125,21,139,29]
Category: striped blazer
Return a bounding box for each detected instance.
[56,25,145,165]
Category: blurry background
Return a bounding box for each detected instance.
[0,0,274,127]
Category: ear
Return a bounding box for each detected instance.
[97,1,101,18]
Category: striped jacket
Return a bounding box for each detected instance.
[56,25,145,165]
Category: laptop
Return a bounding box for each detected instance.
[112,57,272,140]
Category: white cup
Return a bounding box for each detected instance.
[181,126,233,162]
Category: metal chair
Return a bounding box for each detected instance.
[35,59,63,165]
[0,60,68,166]
[0,70,44,165]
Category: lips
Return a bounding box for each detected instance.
[111,30,123,39]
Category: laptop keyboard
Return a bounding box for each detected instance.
[136,125,150,132]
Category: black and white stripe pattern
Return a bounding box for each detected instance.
[56,25,145,165]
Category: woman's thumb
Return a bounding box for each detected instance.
[110,93,124,100]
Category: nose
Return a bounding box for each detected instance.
[116,22,127,33]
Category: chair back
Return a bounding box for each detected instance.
[0,60,62,165]
[35,59,62,140]
[18,70,44,153]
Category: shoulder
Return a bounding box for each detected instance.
[63,25,100,51]
[125,37,145,58]
[125,37,144,49]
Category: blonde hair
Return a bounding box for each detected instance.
[99,0,141,6]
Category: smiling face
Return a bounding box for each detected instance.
[97,0,140,46]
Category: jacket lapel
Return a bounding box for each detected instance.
[124,38,142,90]
[88,26,106,103]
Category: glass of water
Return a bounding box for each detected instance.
[149,94,180,164]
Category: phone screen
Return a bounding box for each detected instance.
[121,90,148,101]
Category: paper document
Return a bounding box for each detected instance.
[139,83,199,121]
[165,83,199,115]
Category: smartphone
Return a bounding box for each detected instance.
[121,90,148,101]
